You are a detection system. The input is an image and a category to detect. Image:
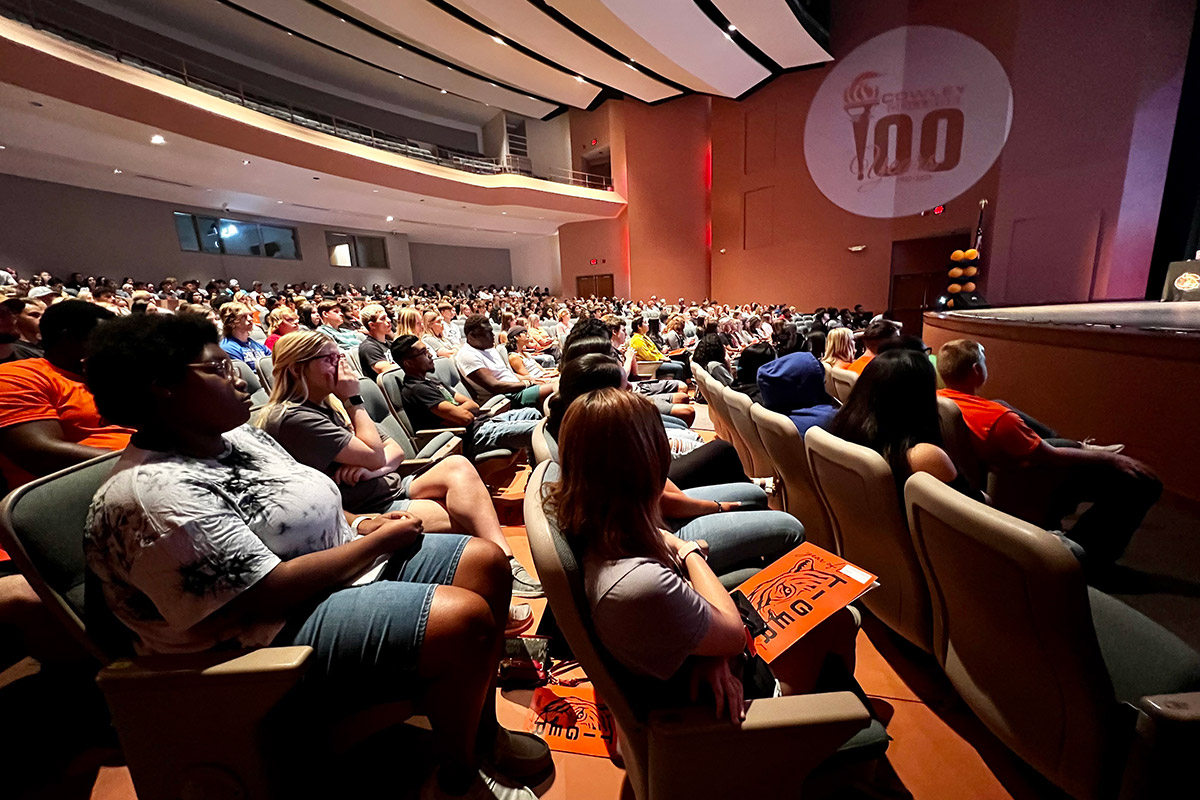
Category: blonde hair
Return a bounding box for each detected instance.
[257,331,349,428]
[267,306,298,333]
[361,304,387,325]
[422,310,441,330]
[822,327,855,367]
[219,302,253,339]
[937,339,985,385]
[396,306,423,336]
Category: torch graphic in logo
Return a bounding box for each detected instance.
[843,71,882,181]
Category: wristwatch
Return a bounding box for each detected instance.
[678,543,706,565]
[347,394,364,406]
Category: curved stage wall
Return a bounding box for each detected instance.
[923,302,1200,501]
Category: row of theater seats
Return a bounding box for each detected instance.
[692,365,1199,800]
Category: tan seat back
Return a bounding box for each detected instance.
[829,367,858,405]
[804,427,932,652]
[936,396,987,494]
[722,390,774,480]
[904,473,1121,800]
[750,405,837,553]
[703,382,752,475]
[523,462,649,799]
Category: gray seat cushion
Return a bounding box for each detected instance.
[1089,587,1200,704]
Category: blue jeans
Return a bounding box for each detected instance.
[655,360,686,380]
[276,533,470,706]
[473,408,541,452]
[669,484,804,575]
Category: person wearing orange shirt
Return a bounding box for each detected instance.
[845,320,899,374]
[936,339,1160,565]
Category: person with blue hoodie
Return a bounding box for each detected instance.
[756,352,839,437]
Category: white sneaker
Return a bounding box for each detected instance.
[420,767,537,800]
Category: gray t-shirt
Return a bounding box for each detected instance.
[259,402,406,513]
[85,425,356,654]
[584,555,712,681]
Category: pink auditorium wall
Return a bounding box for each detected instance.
[701,0,1193,310]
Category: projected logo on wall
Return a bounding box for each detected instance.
[804,26,1013,219]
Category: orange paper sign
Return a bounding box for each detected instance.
[524,684,618,758]
[735,542,877,664]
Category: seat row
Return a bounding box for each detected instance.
[695,364,1200,800]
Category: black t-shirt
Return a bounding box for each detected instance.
[258,401,404,513]
[400,375,462,433]
[358,337,394,377]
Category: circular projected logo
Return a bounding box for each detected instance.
[804,26,1013,218]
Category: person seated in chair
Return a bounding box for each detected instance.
[393,335,542,462]
[757,352,839,437]
[844,320,898,375]
[259,331,542,598]
[935,339,1160,565]
[315,300,361,351]
[218,303,270,371]
[84,313,549,800]
[729,343,776,403]
[356,304,398,376]
[546,388,858,719]
[422,311,458,359]
[629,317,686,380]
[455,315,554,409]
[504,327,556,382]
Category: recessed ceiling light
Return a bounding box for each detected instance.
[396,74,405,80]
[441,89,448,94]
[372,189,379,193]
[728,24,737,32]
[723,33,733,42]
[575,75,585,83]
[205,188,212,192]
[277,200,284,204]
[150,134,167,145]
[112,168,122,174]
[0,144,6,150]
[242,159,251,165]
[501,211,507,215]
[491,36,505,45]
[447,66,453,71]
[386,215,394,221]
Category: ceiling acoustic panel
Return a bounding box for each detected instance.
[550,0,769,98]
[710,0,831,68]
[326,0,601,108]
[444,0,681,103]
[228,0,558,117]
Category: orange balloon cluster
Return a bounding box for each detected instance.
[940,249,984,309]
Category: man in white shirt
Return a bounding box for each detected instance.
[455,315,553,409]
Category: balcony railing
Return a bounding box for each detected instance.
[1,0,614,191]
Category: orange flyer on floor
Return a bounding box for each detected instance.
[734,542,877,664]
[523,684,618,759]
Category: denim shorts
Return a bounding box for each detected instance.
[276,532,470,705]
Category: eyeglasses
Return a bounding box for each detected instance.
[187,359,236,380]
[302,351,341,367]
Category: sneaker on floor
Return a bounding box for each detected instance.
[420,767,537,800]
[505,603,534,636]
[510,557,544,598]
[488,728,553,779]
[1081,438,1125,454]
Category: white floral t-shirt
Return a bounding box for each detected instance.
[85,425,355,654]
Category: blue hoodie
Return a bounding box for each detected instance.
[756,352,838,436]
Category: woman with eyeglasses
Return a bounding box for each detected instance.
[84,314,548,799]
[258,331,544,599]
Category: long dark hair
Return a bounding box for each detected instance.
[546,353,624,438]
[830,350,943,490]
[546,388,672,565]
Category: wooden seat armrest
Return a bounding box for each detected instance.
[97,646,312,687]
[646,691,872,799]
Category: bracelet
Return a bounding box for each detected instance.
[715,500,724,513]
[351,514,379,535]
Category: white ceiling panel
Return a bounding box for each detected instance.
[546,0,724,95]
[711,0,831,68]
[445,0,680,103]
[227,0,558,117]
[550,0,769,98]
[325,0,601,108]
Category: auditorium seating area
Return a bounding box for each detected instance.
[1,271,1198,800]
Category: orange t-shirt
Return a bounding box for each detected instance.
[937,388,1042,464]
[845,353,873,374]
[0,359,133,553]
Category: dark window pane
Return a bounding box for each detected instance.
[174,212,200,251]
[195,215,224,254]
[218,219,263,256]
[259,225,299,259]
[355,236,387,269]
